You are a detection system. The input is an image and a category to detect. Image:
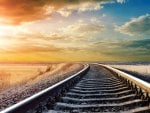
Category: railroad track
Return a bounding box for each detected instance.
[1,64,150,113]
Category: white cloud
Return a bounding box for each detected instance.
[56,1,104,17]
[115,14,150,35]
[62,19,105,35]
[102,14,106,17]
[57,0,127,17]
[116,0,126,3]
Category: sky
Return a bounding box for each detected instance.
[0,0,149,62]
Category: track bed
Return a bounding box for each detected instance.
[46,65,150,113]
[2,64,150,113]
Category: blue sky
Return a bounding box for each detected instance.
[102,0,150,21]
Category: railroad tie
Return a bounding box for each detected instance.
[41,65,150,113]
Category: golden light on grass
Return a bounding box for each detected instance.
[0,63,82,92]
[0,65,47,90]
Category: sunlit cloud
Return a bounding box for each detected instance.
[0,0,149,62]
[61,18,105,40]
[115,14,150,35]
[0,25,30,37]
[0,0,125,24]
[125,39,150,53]
[8,44,62,53]
[57,1,103,17]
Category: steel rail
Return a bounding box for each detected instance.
[99,64,150,93]
[1,64,90,113]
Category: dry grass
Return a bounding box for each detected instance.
[0,63,83,110]
[0,65,47,91]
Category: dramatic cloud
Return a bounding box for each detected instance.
[123,39,150,55]
[0,0,124,24]
[126,39,150,50]
[115,14,150,35]
[62,19,105,37]
[89,38,150,57]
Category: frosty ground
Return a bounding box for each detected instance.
[109,64,150,83]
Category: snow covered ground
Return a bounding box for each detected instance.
[0,63,83,111]
[109,64,150,83]
[109,65,150,76]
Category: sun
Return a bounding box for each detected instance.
[0,25,15,36]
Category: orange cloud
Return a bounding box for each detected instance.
[0,0,115,24]
[0,0,50,24]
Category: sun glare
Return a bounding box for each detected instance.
[0,24,27,50]
[0,25,12,48]
[0,25,18,50]
[0,38,12,50]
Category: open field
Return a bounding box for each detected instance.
[0,63,83,110]
[109,64,150,82]
[0,64,47,91]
